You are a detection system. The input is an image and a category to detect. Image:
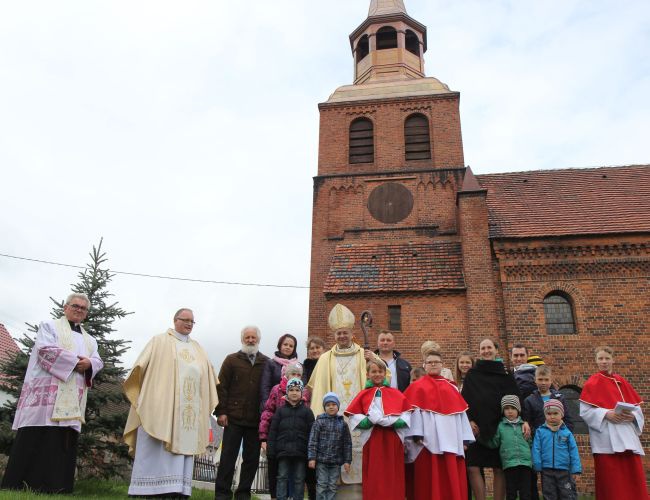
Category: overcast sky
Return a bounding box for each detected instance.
[1,0,648,370]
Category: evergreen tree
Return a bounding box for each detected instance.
[0,239,132,478]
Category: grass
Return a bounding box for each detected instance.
[0,478,220,499]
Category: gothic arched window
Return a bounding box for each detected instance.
[376,26,397,50]
[404,113,431,160]
[349,118,374,164]
[543,292,576,335]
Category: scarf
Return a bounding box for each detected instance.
[51,316,94,422]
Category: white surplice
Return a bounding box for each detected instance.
[579,402,645,455]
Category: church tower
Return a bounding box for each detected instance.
[308,1,499,357]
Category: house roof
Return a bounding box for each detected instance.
[476,165,650,239]
[324,241,465,294]
[0,324,20,364]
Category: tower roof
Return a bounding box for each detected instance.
[368,0,407,17]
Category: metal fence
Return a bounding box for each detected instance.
[193,454,269,494]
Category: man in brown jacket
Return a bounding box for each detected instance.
[215,326,269,500]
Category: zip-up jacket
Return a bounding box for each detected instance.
[523,389,574,432]
[532,423,581,474]
[482,416,532,470]
[267,400,314,459]
[307,413,352,465]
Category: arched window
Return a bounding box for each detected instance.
[543,292,576,334]
[349,118,374,164]
[405,30,419,56]
[404,113,431,160]
[376,26,397,50]
[356,35,369,61]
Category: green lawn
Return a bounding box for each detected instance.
[0,479,220,499]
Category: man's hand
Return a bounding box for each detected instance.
[217,414,229,427]
[363,349,374,361]
[605,410,634,424]
[75,356,91,374]
[343,463,350,473]
[308,460,316,469]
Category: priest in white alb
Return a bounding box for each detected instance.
[1,292,103,494]
[124,308,219,497]
[307,303,383,494]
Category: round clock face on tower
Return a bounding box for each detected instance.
[367,182,414,223]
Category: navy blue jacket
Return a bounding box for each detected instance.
[267,400,314,460]
[523,390,574,433]
[514,364,538,400]
[308,413,353,465]
[374,350,412,392]
[532,423,581,474]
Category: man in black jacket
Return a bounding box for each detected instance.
[215,326,269,500]
[369,330,412,392]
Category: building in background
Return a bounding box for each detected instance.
[307,1,650,492]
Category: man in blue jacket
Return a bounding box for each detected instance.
[369,330,412,392]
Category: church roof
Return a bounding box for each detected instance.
[325,77,454,104]
[368,0,407,16]
[476,165,650,239]
[324,241,465,294]
[0,324,20,363]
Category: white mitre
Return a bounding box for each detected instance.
[328,303,355,331]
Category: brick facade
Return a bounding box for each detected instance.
[308,2,650,494]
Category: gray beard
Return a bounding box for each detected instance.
[241,344,259,356]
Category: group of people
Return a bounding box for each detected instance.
[0,295,647,500]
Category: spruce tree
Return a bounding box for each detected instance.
[0,239,132,478]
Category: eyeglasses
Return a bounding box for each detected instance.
[175,318,196,325]
[424,360,443,365]
[68,304,88,312]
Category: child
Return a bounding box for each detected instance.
[345,359,412,500]
[532,400,581,500]
[307,392,352,500]
[482,395,532,500]
[267,378,314,500]
[260,363,306,499]
[410,366,426,383]
[523,365,574,432]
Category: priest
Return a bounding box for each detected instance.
[1,293,103,494]
[307,303,379,489]
[404,350,475,500]
[123,308,219,497]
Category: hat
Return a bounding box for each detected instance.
[328,304,355,331]
[527,355,545,366]
[501,395,521,414]
[286,378,304,393]
[543,399,564,417]
[282,362,303,378]
[322,392,340,409]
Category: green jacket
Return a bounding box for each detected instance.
[481,416,532,469]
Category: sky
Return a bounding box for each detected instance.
[1,0,648,370]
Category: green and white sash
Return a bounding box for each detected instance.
[51,316,94,423]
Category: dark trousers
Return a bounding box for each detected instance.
[305,463,316,500]
[504,465,532,500]
[541,469,577,500]
[1,426,79,494]
[267,457,278,498]
[215,422,260,500]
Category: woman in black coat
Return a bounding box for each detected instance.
[259,334,298,410]
[461,338,528,500]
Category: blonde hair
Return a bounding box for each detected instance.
[594,345,613,357]
[535,365,552,377]
[420,340,441,359]
[366,358,387,373]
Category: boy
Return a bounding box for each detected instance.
[307,392,352,500]
[532,400,581,500]
[523,365,574,432]
[345,359,411,500]
[482,395,532,500]
[410,366,426,383]
[267,378,314,500]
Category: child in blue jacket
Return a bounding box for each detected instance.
[532,399,581,500]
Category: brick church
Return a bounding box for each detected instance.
[307,0,649,491]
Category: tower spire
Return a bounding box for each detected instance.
[368,0,407,16]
